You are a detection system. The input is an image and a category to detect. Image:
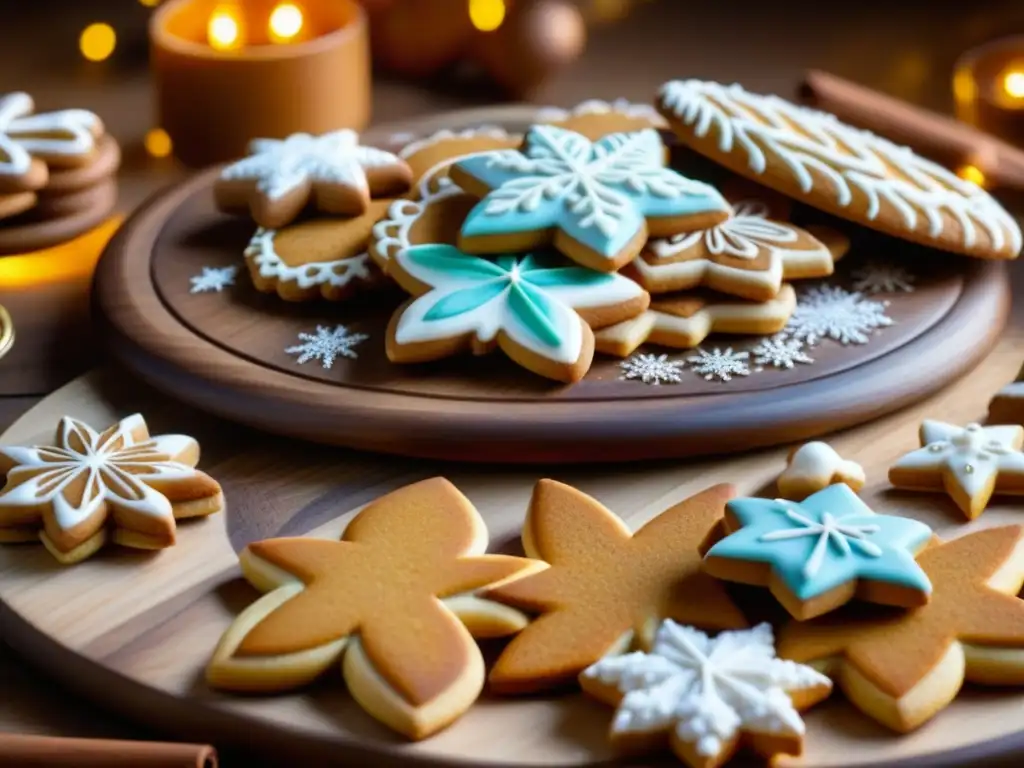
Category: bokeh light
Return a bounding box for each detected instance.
[145,128,173,159]
[1002,70,1024,99]
[269,3,304,43]
[470,0,506,32]
[957,164,986,187]
[80,23,117,62]
[208,6,243,51]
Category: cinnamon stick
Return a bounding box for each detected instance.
[0,733,216,767]
[799,69,1024,191]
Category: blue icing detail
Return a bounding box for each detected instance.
[454,125,729,260]
[706,484,933,601]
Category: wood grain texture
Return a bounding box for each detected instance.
[5,329,1024,766]
[92,107,1011,464]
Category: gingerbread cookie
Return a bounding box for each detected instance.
[703,484,933,620]
[657,80,1022,259]
[448,125,731,272]
[482,480,748,694]
[0,191,36,221]
[631,199,841,301]
[206,477,539,739]
[33,178,117,219]
[778,526,1024,732]
[42,133,121,195]
[0,414,223,564]
[987,361,1024,426]
[889,421,1024,519]
[594,284,796,357]
[535,98,667,139]
[398,126,522,198]
[581,621,831,768]
[0,180,117,256]
[386,245,649,383]
[215,130,413,229]
[777,441,866,501]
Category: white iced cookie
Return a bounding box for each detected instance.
[777,441,866,501]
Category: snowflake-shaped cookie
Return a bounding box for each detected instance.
[688,347,750,382]
[387,244,647,383]
[619,353,685,385]
[189,265,238,294]
[450,125,730,271]
[580,621,831,768]
[784,285,892,345]
[0,92,103,188]
[0,414,223,564]
[215,130,412,228]
[890,421,1024,519]
[285,324,369,370]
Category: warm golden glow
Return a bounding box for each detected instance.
[80,23,117,62]
[208,6,243,51]
[269,3,304,43]
[0,218,123,289]
[145,128,173,159]
[957,164,987,187]
[138,0,160,6]
[1003,69,1024,99]
[469,0,506,32]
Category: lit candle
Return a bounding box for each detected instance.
[150,0,370,167]
[954,37,1024,146]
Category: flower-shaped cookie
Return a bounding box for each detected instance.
[449,125,730,272]
[206,477,540,739]
[581,621,831,768]
[889,421,1024,518]
[0,414,223,564]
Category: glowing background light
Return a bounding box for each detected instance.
[208,6,242,51]
[469,0,506,32]
[80,23,117,62]
[1002,69,1024,99]
[957,164,986,187]
[145,128,173,158]
[269,3,304,43]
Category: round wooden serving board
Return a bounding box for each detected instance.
[93,106,1011,463]
[6,345,1024,766]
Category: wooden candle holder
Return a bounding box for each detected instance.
[954,36,1024,149]
[150,0,371,168]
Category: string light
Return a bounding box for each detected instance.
[1002,69,1024,99]
[269,3,304,43]
[208,5,243,51]
[145,128,173,159]
[79,23,117,62]
[469,0,506,32]
[957,164,986,187]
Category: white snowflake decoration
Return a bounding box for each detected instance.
[850,261,916,294]
[688,347,750,382]
[751,335,814,371]
[285,325,368,370]
[620,353,685,385]
[189,265,238,294]
[784,285,893,346]
[581,621,830,761]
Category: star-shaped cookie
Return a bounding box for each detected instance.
[581,621,831,768]
[214,130,413,229]
[889,421,1024,518]
[0,414,223,564]
[482,480,749,694]
[206,477,540,740]
[777,441,866,501]
[778,526,1024,732]
[704,485,933,620]
[449,125,731,272]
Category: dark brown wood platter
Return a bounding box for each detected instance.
[93,106,1011,463]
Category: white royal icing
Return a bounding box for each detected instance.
[892,421,1024,501]
[780,442,866,494]
[659,80,1023,254]
[221,130,404,201]
[0,92,101,176]
[0,415,200,532]
[581,621,829,760]
[245,228,373,292]
[534,98,667,125]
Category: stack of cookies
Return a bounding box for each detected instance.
[215,84,1021,384]
[0,92,120,255]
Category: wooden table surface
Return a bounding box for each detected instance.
[3,0,1024,763]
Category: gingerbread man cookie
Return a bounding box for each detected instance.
[449,125,731,272]
[778,526,1024,732]
[581,621,831,768]
[0,414,223,564]
[889,421,1024,519]
[657,79,1022,260]
[206,478,539,739]
[703,485,933,620]
[594,284,796,357]
[482,480,748,694]
[777,441,866,501]
[215,130,413,229]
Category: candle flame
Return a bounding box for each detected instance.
[1003,70,1024,99]
[269,3,304,43]
[208,6,242,51]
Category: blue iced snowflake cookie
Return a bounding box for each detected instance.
[703,484,933,619]
[448,125,731,273]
